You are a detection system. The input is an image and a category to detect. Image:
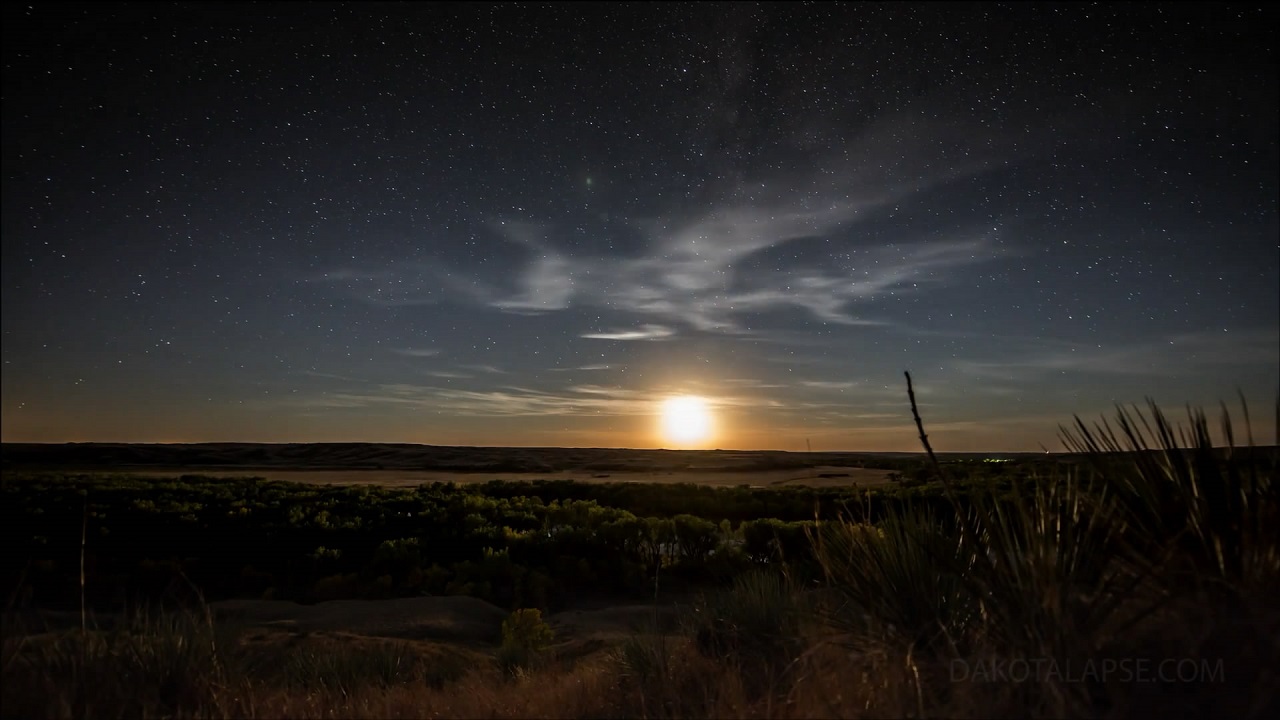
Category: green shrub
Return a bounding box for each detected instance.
[496,608,555,677]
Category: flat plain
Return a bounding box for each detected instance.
[0,441,949,487]
[101,465,894,487]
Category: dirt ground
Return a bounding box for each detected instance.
[206,596,684,646]
[209,596,512,645]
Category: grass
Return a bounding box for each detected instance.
[3,393,1277,719]
[2,604,243,719]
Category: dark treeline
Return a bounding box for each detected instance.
[0,468,1044,614]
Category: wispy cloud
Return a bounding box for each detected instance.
[582,324,676,341]
[425,370,472,379]
[316,105,1020,338]
[461,364,508,375]
[798,380,860,390]
[299,370,364,382]
[721,378,789,389]
[297,383,650,417]
[394,348,441,358]
[486,222,576,312]
[289,379,791,419]
[954,328,1280,380]
[480,215,998,334]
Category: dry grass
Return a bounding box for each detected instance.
[4,587,1276,719]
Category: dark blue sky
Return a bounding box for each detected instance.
[3,2,1276,450]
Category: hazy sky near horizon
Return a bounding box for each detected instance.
[3,2,1277,451]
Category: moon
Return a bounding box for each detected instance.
[660,395,713,446]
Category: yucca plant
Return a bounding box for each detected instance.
[690,568,805,664]
[811,377,1279,718]
[1059,397,1280,600]
[618,628,672,687]
[811,508,978,654]
[957,470,1169,717]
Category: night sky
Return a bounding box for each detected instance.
[3,2,1277,451]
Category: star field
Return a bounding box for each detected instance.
[2,2,1277,450]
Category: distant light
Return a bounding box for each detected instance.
[661,396,713,446]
